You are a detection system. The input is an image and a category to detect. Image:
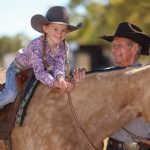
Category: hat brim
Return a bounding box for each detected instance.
[31,14,82,33]
[100,32,150,55]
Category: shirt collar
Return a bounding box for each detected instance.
[131,61,142,67]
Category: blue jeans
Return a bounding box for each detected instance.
[0,60,20,108]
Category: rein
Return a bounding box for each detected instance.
[67,92,99,150]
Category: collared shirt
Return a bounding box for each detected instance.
[111,117,150,141]
[15,35,68,87]
[110,62,150,141]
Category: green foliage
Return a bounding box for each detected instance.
[0,33,30,60]
[67,0,150,45]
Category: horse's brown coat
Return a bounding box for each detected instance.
[0,65,150,150]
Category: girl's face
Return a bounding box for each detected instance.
[43,23,69,45]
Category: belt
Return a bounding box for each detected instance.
[13,59,26,70]
[108,137,150,150]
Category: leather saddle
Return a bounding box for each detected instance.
[0,69,34,140]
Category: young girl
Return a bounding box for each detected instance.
[0,6,82,108]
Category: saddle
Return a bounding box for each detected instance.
[0,69,34,140]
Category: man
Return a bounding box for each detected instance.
[73,22,150,150]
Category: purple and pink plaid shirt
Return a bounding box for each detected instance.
[16,35,68,87]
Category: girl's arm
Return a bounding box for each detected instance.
[32,50,56,87]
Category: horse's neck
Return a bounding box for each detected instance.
[70,68,149,143]
[70,73,118,143]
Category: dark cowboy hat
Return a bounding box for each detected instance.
[100,22,150,55]
[31,6,82,33]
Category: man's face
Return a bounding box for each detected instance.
[112,37,137,67]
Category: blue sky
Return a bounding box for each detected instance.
[0,0,69,38]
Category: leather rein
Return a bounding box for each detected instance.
[67,92,99,150]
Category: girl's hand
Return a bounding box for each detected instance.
[73,67,86,83]
[54,75,74,91]
[65,81,74,92]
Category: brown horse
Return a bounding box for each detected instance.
[0,65,150,150]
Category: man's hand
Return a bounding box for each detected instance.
[73,67,86,83]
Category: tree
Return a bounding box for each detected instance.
[67,0,150,45]
[0,34,30,60]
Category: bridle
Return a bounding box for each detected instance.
[67,91,100,150]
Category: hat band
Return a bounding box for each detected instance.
[50,21,69,25]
